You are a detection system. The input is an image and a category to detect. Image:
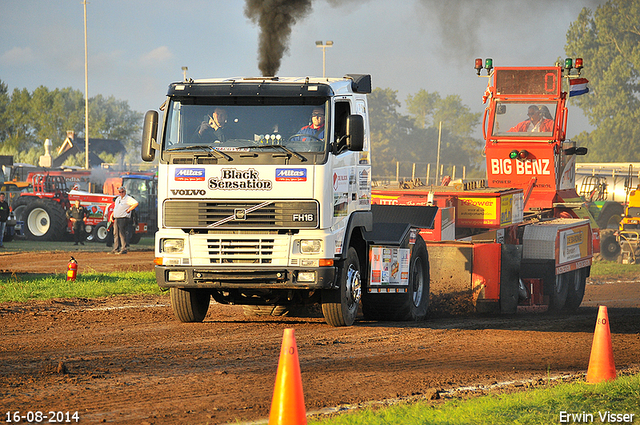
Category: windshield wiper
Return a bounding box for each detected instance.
[165,145,233,161]
[251,145,307,162]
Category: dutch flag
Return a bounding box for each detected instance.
[569,78,589,97]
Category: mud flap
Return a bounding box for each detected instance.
[500,244,522,314]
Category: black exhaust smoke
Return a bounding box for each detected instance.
[244,0,313,77]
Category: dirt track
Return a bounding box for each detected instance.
[1,250,640,424]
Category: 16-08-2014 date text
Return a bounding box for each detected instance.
[5,411,79,423]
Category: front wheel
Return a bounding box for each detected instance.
[90,222,109,243]
[322,247,361,327]
[170,287,210,322]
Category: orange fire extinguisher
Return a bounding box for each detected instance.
[67,256,78,281]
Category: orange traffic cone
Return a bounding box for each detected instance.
[586,305,616,383]
[269,328,307,425]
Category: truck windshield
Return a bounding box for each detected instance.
[163,100,329,154]
[492,102,557,137]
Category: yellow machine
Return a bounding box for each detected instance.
[618,185,640,264]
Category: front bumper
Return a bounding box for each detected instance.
[156,265,337,290]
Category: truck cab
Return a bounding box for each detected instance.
[142,74,436,326]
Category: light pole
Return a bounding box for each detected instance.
[181,66,188,82]
[83,0,89,170]
[315,40,333,78]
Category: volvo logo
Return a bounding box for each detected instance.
[171,189,206,196]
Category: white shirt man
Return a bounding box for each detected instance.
[109,186,138,254]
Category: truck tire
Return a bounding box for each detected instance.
[170,287,210,322]
[23,199,67,241]
[548,272,569,312]
[363,237,430,321]
[599,229,621,262]
[565,267,588,311]
[596,203,624,229]
[398,237,430,321]
[322,247,361,327]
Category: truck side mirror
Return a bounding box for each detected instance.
[346,114,364,152]
[141,110,159,162]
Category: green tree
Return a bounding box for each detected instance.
[368,87,483,182]
[368,88,417,179]
[565,0,640,161]
[405,90,483,179]
[0,80,142,167]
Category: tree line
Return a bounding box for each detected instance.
[565,0,640,163]
[0,81,142,167]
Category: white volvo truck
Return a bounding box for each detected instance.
[141,74,437,326]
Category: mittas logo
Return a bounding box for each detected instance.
[175,168,205,181]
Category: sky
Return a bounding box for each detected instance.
[0,0,604,140]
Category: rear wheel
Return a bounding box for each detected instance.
[23,199,67,241]
[597,203,624,229]
[548,272,569,312]
[600,229,621,261]
[322,247,361,327]
[170,287,210,322]
[11,196,33,223]
[565,267,588,311]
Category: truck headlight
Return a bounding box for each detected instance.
[297,271,316,282]
[161,238,184,253]
[299,239,322,254]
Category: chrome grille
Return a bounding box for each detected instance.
[163,200,318,229]
[207,238,274,264]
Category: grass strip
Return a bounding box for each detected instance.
[310,374,640,425]
[590,261,640,278]
[0,271,160,302]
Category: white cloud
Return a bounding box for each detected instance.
[140,46,173,65]
[0,46,35,66]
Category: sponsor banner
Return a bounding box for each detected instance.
[559,224,591,264]
[369,246,410,286]
[332,169,349,192]
[457,197,498,225]
[175,168,205,181]
[275,168,307,182]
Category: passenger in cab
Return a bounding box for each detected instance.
[509,105,553,133]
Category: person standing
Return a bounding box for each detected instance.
[0,193,9,248]
[67,200,88,245]
[109,186,138,254]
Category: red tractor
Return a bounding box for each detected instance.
[11,174,70,241]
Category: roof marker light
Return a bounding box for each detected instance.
[474,58,483,75]
[485,58,493,71]
[564,58,573,70]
